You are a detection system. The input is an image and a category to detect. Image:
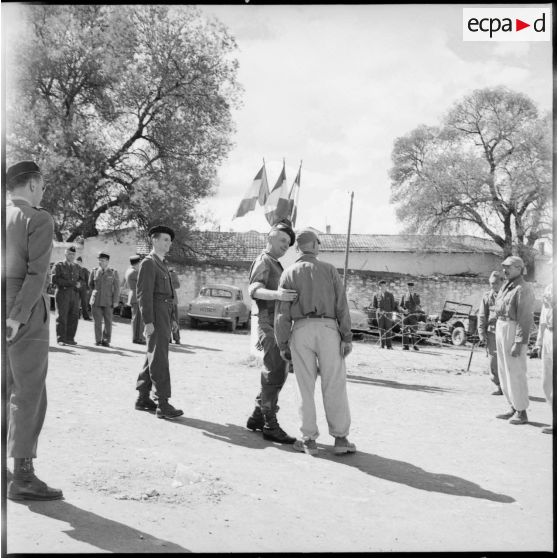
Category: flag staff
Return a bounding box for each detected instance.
[343,191,354,291]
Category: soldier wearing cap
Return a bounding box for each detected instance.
[51,245,82,346]
[400,282,421,351]
[88,251,120,347]
[372,280,398,349]
[275,228,356,456]
[5,160,63,500]
[245,220,298,444]
[494,255,535,425]
[76,256,92,321]
[124,255,146,344]
[135,225,183,419]
[477,271,505,395]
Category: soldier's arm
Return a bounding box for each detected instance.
[9,210,54,324]
[274,271,294,351]
[477,295,487,336]
[333,268,353,343]
[137,260,155,324]
[113,270,121,306]
[514,286,535,345]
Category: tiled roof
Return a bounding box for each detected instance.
[166,231,502,264]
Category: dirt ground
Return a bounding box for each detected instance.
[5,311,555,553]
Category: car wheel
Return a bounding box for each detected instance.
[228,318,237,332]
[451,326,467,346]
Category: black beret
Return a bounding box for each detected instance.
[407,282,414,286]
[130,255,141,264]
[378,280,387,285]
[98,251,110,260]
[148,225,175,241]
[6,161,41,184]
[271,221,295,246]
[66,246,76,253]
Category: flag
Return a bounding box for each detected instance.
[264,161,291,226]
[287,162,302,227]
[232,164,270,220]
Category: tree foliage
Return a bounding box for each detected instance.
[389,87,552,276]
[6,5,242,243]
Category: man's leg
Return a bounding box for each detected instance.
[91,306,103,343]
[66,291,80,342]
[80,289,91,319]
[55,291,69,343]
[385,315,394,348]
[102,306,113,343]
[541,328,553,408]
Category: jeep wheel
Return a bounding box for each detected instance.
[451,326,467,346]
[228,318,237,332]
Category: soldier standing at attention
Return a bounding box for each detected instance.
[372,280,398,349]
[88,252,120,347]
[135,225,183,419]
[76,256,92,321]
[245,221,298,444]
[494,256,535,426]
[5,160,63,500]
[400,282,421,351]
[125,255,146,344]
[51,245,81,346]
[477,271,505,395]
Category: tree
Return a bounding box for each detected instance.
[389,87,552,278]
[6,5,242,244]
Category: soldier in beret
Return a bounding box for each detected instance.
[5,161,63,500]
[400,282,421,351]
[51,245,82,346]
[372,280,398,349]
[494,255,535,425]
[124,255,146,344]
[135,225,183,419]
[76,256,92,321]
[88,252,120,347]
[245,220,298,444]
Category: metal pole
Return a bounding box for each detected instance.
[343,191,354,291]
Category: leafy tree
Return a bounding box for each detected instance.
[389,87,552,278]
[6,5,241,244]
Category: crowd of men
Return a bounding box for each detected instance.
[5,160,555,502]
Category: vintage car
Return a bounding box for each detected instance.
[187,284,250,332]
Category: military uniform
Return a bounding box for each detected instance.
[125,265,145,343]
[89,264,120,344]
[400,289,421,350]
[77,264,91,320]
[535,283,554,419]
[372,287,397,348]
[135,252,176,402]
[478,289,501,388]
[169,270,181,344]
[6,199,54,459]
[52,256,81,344]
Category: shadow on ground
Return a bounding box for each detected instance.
[174,417,512,502]
[346,374,453,393]
[12,499,190,553]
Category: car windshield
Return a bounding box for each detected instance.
[200,288,233,299]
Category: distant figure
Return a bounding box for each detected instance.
[89,252,120,347]
[275,228,355,456]
[400,282,421,351]
[477,271,505,395]
[494,256,535,426]
[51,246,81,346]
[168,267,181,345]
[372,280,398,349]
[6,160,63,500]
[76,256,91,321]
[125,255,146,344]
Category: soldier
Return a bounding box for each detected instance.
[400,282,421,351]
[125,255,146,344]
[168,267,181,345]
[76,256,92,321]
[88,252,120,347]
[372,280,398,349]
[477,271,505,395]
[245,221,298,444]
[494,255,535,425]
[275,228,356,456]
[5,160,63,500]
[51,245,82,346]
[135,225,183,419]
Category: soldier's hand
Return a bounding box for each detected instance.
[277,288,297,302]
[530,346,541,359]
[76,281,81,289]
[478,337,486,348]
[510,342,522,357]
[113,302,119,308]
[341,341,352,358]
[280,349,292,362]
[172,321,179,333]
[6,318,21,342]
[144,323,155,337]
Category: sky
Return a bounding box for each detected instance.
[194,4,554,236]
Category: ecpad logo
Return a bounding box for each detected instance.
[463,8,551,41]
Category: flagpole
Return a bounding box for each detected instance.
[343,191,354,291]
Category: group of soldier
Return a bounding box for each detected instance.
[4,159,554,504]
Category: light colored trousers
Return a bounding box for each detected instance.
[541,328,553,408]
[290,318,351,440]
[495,320,529,412]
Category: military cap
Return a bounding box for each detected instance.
[130,255,142,264]
[271,221,295,246]
[295,228,321,247]
[6,161,41,185]
[501,255,524,268]
[378,280,387,285]
[148,225,175,241]
[66,246,76,253]
[407,282,415,287]
[97,251,110,260]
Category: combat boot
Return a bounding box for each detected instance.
[156,400,184,420]
[135,395,157,412]
[8,458,63,501]
[262,412,295,444]
[246,406,265,431]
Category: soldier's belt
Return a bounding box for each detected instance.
[153,294,174,303]
[497,316,515,322]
